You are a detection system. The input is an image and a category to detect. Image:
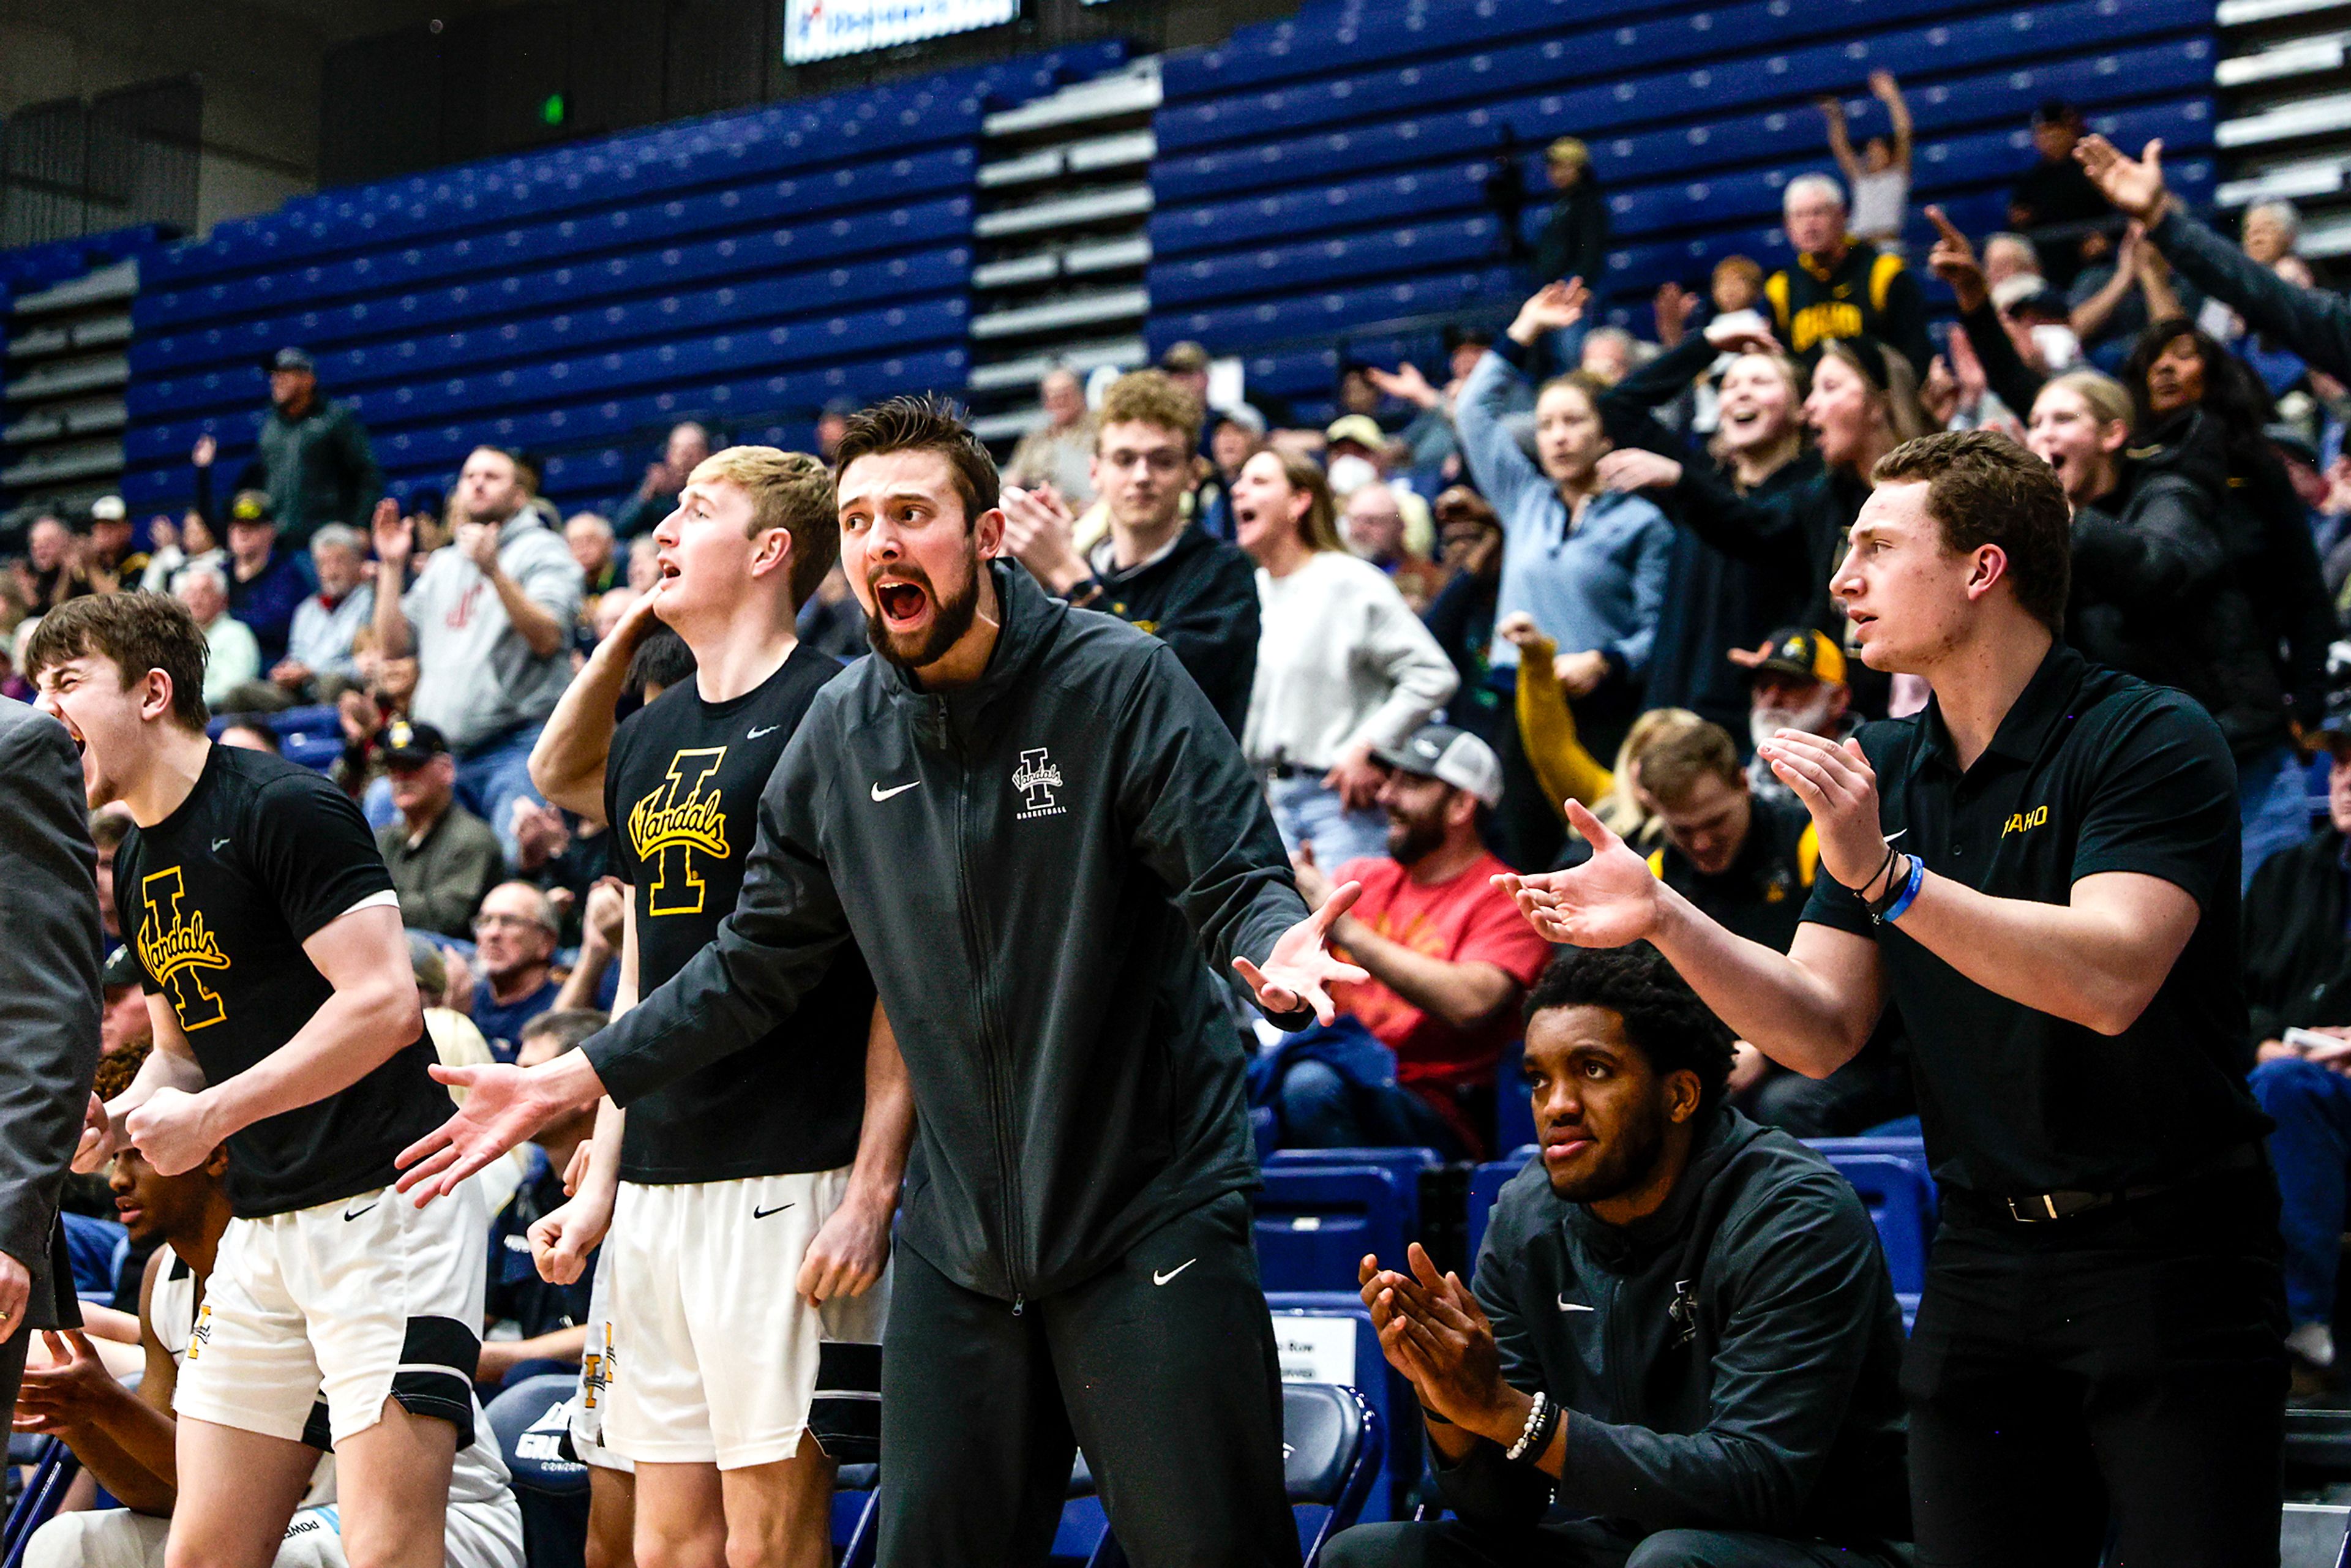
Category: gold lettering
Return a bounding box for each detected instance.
[138,866,230,1031]
[628,748,729,915]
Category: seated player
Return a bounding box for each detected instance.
[1325,945,1911,1568]
[1277,724,1553,1157]
[16,1139,521,1568]
[478,1010,604,1395]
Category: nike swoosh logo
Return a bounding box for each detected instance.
[1558,1297,1594,1312]
[1152,1259,1198,1286]
[343,1201,378,1223]
[212,838,231,852]
[752,1202,794,1219]
[1883,830,1907,842]
[747,724,780,739]
[870,780,920,802]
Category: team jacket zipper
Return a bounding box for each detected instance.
[945,705,1029,1309]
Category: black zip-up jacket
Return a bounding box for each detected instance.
[582,561,1313,1303]
[1076,522,1260,739]
[2244,827,2351,1049]
[1444,1111,1910,1548]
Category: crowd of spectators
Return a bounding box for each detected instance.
[24,87,2351,1502]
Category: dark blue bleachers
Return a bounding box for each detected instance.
[1152,36,2213,205]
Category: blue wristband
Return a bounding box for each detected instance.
[1878,855,1925,925]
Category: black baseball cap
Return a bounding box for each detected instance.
[228,489,275,525]
[378,719,451,767]
[266,347,315,373]
[2031,99,2079,127]
[1750,626,1848,685]
[103,944,143,991]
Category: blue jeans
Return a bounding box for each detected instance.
[2238,742,2317,891]
[1264,772,1390,867]
[454,723,549,866]
[2252,1056,2351,1327]
[1277,1059,1469,1160]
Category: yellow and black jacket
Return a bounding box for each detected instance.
[1765,237,1933,378]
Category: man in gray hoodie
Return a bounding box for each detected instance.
[1329,945,1910,1567]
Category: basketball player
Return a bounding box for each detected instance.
[398,395,1364,1566]
[18,1139,522,1568]
[28,593,490,1568]
[523,446,912,1568]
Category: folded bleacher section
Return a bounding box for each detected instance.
[1150,0,2221,428]
[115,43,1130,519]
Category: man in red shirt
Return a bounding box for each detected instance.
[1287,725,1554,1155]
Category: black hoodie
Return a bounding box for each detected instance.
[1443,1111,1911,1550]
[582,561,1312,1303]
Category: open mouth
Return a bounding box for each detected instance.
[874,577,931,629]
[1722,405,1763,433]
[1233,502,1263,532]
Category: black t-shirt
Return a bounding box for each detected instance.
[1651,790,1818,955]
[604,645,874,1183]
[1802,643,2269,1196]
[118,746,448,1217]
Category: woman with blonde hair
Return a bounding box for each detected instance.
[1235,448,1457,865]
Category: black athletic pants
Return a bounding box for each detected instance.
[876,1190,1300,1567]
[1323,1517,1902,1567]
[1905,1171,2288,1567]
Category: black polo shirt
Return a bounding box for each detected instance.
[1649,789,1819,955]
[1802,641,2268,1197]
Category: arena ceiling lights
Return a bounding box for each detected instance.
[784,0,1021,62]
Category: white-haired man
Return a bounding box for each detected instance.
[173,565,261,708]
[1766,173,1933,377]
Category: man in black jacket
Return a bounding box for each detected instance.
[1327,945,1909,1567]
[397,394,1363,1567]
[1000,369,1261,735]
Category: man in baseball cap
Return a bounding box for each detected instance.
[252,343,383,546]
[374,719,504,940]
[1733,626,1855,805]
[1275,723,1554,1157]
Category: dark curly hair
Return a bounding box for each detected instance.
[1523,944,1738,1108]
[830,392,999,527]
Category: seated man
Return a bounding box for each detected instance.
[2244,707,2351,1387]
[470,882,566,1061]
[478,1010,604,1394]
[1639,721,1908,1138]
[1325,945,1910,1568]
[1734,628,1856,808]
[377,721,505,940]
[16,1142,523,1568]
[1280,724,1554,1157]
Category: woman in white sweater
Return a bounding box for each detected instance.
[1235,449,1458,865]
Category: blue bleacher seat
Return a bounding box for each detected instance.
[1812,1146,1935,1301]
[483,1374,588,1568]
[1466,1147,1538,1266]
[1266,1292,1409,1525]
[1256,1165,1411,1295]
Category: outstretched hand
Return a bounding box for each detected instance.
[1234,881,1370,1024]
[1509,279,1591,347]
[2075,135,2169,226]
[1493,800,1663,948]
[396,1060,595,1205]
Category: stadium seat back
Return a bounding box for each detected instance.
[1255,1166,1408,1294]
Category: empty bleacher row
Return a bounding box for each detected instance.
[1146,0,2219,364]
[109,44,1134,519]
